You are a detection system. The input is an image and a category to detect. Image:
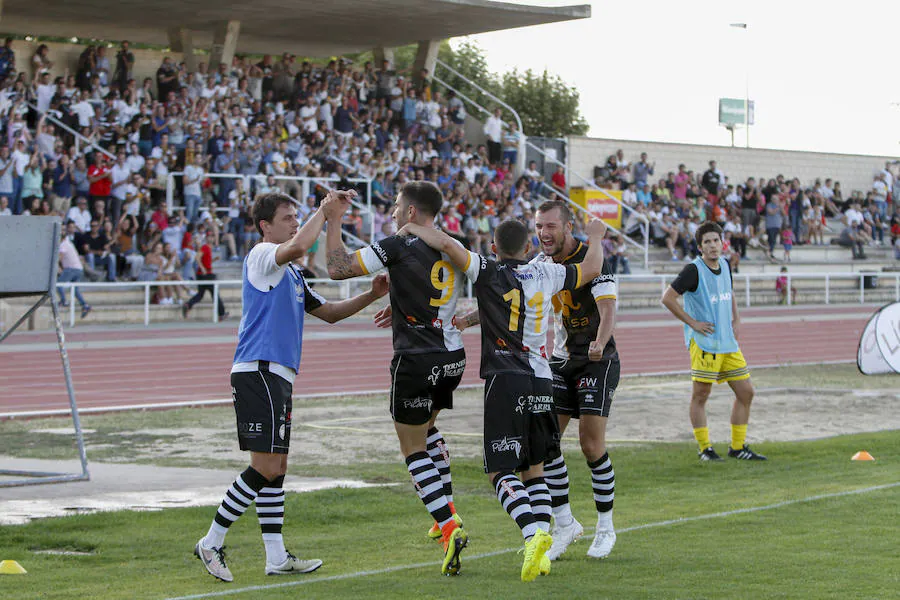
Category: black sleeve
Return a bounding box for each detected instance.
[300,270,326,313]
[472,256,497,290]
[670,263,699,295]
[563,264,580,290]
[592,258,615,287]
[369,234,404,268]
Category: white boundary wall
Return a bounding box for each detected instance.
[568,136,898,195]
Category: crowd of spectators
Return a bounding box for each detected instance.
[595,151,900,269]
[1,38,897,310]
[0,39,560,299]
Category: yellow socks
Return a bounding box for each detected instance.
[693,427,712,451]
[731,424,747,451]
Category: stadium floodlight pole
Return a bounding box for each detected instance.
[730,23,749,148]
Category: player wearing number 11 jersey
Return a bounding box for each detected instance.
[398,217,607,582]
[324,182,467,576]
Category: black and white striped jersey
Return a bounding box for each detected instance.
[355,234,466,355]
[462,251,582,380]
[531,242,619,361]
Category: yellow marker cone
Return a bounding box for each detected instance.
[851,451,875,461]
[0,560,27,574]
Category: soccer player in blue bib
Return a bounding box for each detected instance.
[194,191,388,582]
[662,221,766,462]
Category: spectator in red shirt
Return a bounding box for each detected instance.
[87,153,112,208]
[151,203,169,231]
[551,165,566,192]
[182,231,226,319]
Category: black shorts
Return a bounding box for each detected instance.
[389,349,466,425]
[230,370,293,454]
[549,357,619,418]
[482,374,561,473]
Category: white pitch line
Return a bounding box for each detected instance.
[162,480,900,600]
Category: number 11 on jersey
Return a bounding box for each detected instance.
[502,289,544,333]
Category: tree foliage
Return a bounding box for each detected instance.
[336,40,588,138]
[499,68,589,138]
[437,41,588,138]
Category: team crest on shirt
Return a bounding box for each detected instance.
[432,318,443,328]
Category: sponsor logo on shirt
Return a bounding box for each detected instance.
[709,292,732,304]
[372,242,389,264]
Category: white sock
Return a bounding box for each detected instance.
[597,509,614,532]
[202,522,228,549]
[263,534,288,565]
[552,503,575,527]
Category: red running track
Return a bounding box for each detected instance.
[0,306,869,415]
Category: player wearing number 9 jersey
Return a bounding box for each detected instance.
[324,181,468,576]
[398,217,607,582]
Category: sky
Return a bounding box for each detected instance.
[462,0,900,157]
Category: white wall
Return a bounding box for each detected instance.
[567,136,898,195]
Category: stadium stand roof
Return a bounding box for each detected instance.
[0,0,590,56]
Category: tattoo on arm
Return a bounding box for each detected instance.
[327,248,357,279]
[461,310,480,328]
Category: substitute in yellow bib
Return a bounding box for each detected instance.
[661,222,766,462]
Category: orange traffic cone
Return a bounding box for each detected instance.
[851,451,875,461]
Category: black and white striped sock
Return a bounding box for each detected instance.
[493,473,538,540]
[544,454,574,525]
[256,474,287,565]
[426,427,453,505]
[588,452,615,529]
[203,466,269,548]
[405,451,453,528]
[524,477,552,533]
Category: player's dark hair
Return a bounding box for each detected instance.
[399,181,443,218]
[252,192,295,235]
[494,219,530,257]
[695,221,723,247]
[536,199,572,224]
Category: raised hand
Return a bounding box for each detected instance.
[586,218,608,239]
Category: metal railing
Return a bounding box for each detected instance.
[611,271,900,307]
[538,181,649,268]
[28,102,116,160]
[433,58,527,175]
[164,171,376,242]
[429,61,649,266]
[55,277,376,327]
[54,271,900,328]
[526,138,651,260]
